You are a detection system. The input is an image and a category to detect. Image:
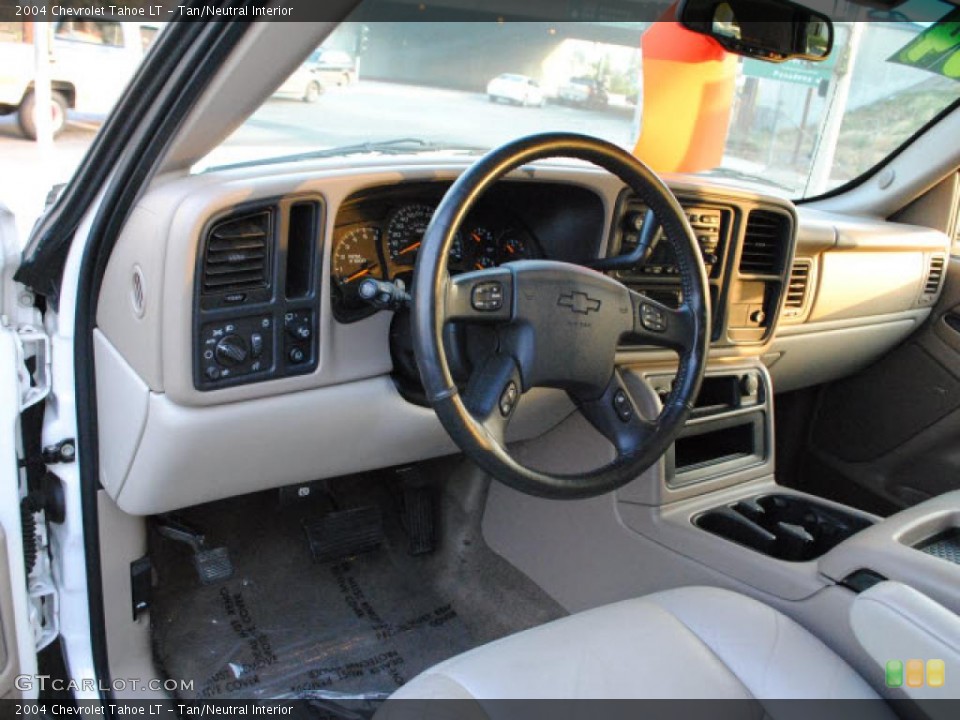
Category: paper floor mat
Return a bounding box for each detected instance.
[154,549,474,704]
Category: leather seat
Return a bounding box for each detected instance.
[388,586,884,701]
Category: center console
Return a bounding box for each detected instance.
[617,359,884,601]
[695,493,873,562]
[615,359,960,692]
[819,489,960,615]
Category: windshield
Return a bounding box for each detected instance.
[203,4,960,199]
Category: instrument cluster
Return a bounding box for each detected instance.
[332,199,538,321]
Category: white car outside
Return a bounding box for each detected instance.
[0,20,162,139]
[486,74,544,107]
[273,63,324,103]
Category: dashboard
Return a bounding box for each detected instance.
[92,158,951,515]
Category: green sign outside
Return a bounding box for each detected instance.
[889,9,960,81]
[742,57,835,88]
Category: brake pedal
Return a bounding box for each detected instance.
[303,506,383,563]
[156,517,235,585]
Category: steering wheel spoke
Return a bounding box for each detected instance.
[570,370,656,456]
[445,268,514,324]
[627,291,698,353]
[462,350,524,444]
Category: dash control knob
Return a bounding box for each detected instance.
[214,334,249,367]
[286,319,312,341]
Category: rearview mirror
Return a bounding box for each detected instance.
[677,0,834,63]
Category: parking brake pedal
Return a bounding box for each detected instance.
[156,518,234,585]
[303,506,383,563]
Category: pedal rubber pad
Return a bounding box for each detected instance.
[303,506,383,563]
[403,484,436,556]
[193,547,234,585]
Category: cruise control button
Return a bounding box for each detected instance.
[471,281,504,312]
[640,303,667,333]
[612,389,633,422]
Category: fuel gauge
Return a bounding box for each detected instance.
[466,227,496,270]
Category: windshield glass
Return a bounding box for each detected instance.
[203,4,960,199]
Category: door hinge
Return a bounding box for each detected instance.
[42,439,76,464]
[23,500,59,652]
[13,324,51,410]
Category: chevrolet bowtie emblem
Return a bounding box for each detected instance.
[558,291,602,315]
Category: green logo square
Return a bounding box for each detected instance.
[886,660,904,687]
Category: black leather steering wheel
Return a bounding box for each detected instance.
[412,133,710,499]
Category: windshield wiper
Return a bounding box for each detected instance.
[702,167,796,194]
[211,138,488,171]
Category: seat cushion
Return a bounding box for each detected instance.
[387,586,882,701]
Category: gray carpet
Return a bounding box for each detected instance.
[150,464,566,705]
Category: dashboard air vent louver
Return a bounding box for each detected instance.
[784,260,812,313]
[924,254,946,296]
[740,210,789,275]
[202,210,273,295]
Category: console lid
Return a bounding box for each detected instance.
[820,490,960,615]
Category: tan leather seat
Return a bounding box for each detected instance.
[386,586,887,702]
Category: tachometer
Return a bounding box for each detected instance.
[332,226,382,285]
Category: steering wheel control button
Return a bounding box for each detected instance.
[612,389,633,423]
[499,381,519,416]
[471,281,504,312]
[640,303,667,333]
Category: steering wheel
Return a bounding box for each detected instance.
[412,133,710,499]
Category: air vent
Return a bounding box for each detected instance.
[740,210,789,275]
[924,254,946,296]
[201,210,273,296]
[784,260,812,315]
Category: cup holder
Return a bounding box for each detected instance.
[694,494,873,562]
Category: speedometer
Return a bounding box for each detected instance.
[387,204,434,267]
[387,203,464,269]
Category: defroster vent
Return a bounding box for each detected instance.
[201,210,273,296]
[740,210,789,275]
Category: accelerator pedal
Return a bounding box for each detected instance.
[396,466,437,556]
[155,517,234,585]
[303,506,383,563]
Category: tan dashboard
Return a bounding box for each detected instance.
[92,158,950,514]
